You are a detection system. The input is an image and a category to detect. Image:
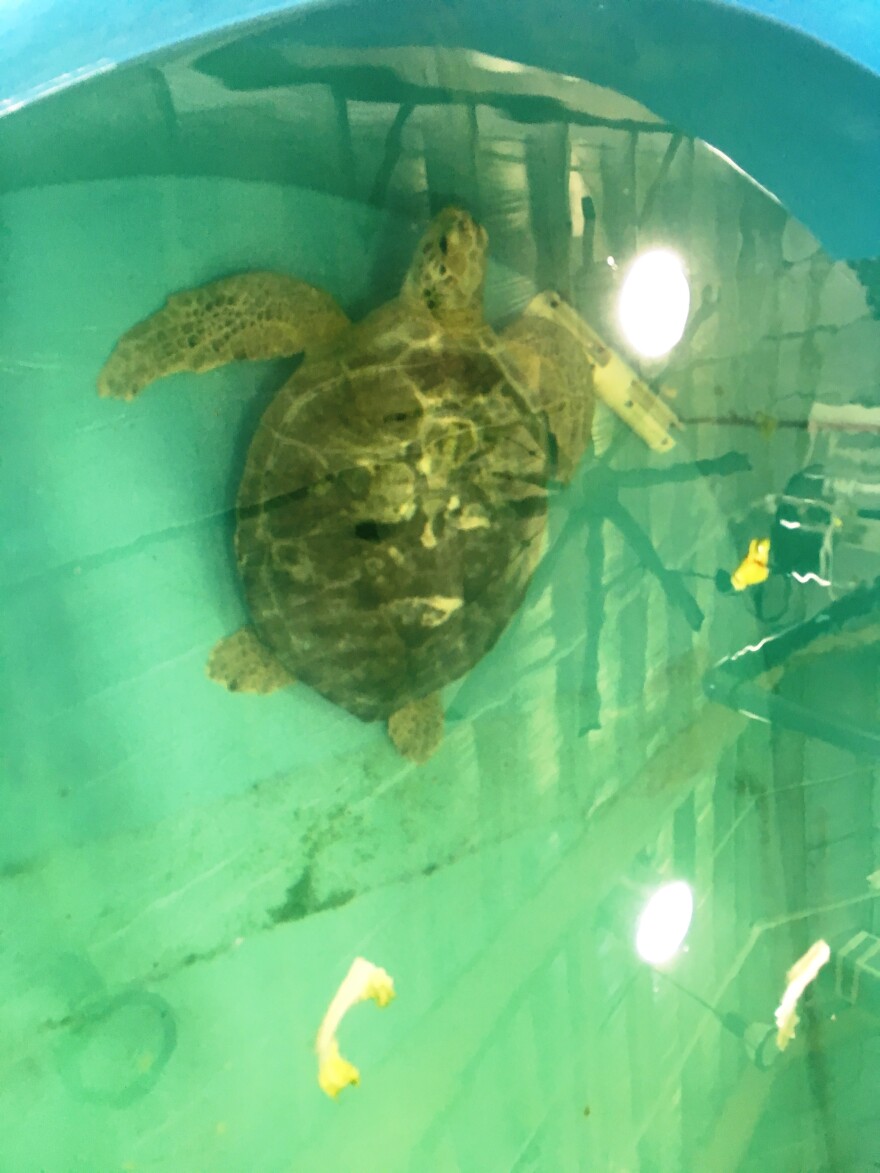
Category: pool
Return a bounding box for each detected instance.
[1,3,878,1169]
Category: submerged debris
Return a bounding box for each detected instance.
[315,957,396,1098]
[774,939,831,1051]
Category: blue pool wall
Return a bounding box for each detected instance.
[1,0,879,259]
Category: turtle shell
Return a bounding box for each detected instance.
[235,315,551,722]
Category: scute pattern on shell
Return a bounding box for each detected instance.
[236,319,551,721]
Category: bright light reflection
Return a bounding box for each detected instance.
[635,880,694,965]
[792,571,831,587]
[618,248,690,358]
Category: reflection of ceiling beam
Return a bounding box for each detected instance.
[691,1055,789,1172]
[769,699,842,1170]
[192,42,671,132]
[693,1006,874,1170]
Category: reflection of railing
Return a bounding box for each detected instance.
[832,929,880,1019]
[448,446,751,729]
[659,970,779,1071]
[704,576,880,758]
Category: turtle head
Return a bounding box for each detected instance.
[403,208,488,324]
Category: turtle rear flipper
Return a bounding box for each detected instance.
[387,693,444,764]
[98,273,349,401]
[207,626,295,694]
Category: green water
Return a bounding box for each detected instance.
[1,23,878,1173]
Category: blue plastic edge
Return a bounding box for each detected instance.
[0,0,878,259]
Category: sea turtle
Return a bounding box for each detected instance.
[98,208,599,762]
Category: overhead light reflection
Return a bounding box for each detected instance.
[635,880,694,966]
[618,248,690,359]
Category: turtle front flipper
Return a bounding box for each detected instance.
[500,304,595,482]
[387,693,444,764]
[509,293,681,457]
[98,272,349,400]
[207,626,295,694]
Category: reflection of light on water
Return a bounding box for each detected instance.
[792,570,832,587]
[618,248,690,358]
[703,141,782,203]
[635,880,694,965]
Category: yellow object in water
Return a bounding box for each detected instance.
[731,538,771,590]
[317,1039,362,1099]
[315,957,396,1098]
